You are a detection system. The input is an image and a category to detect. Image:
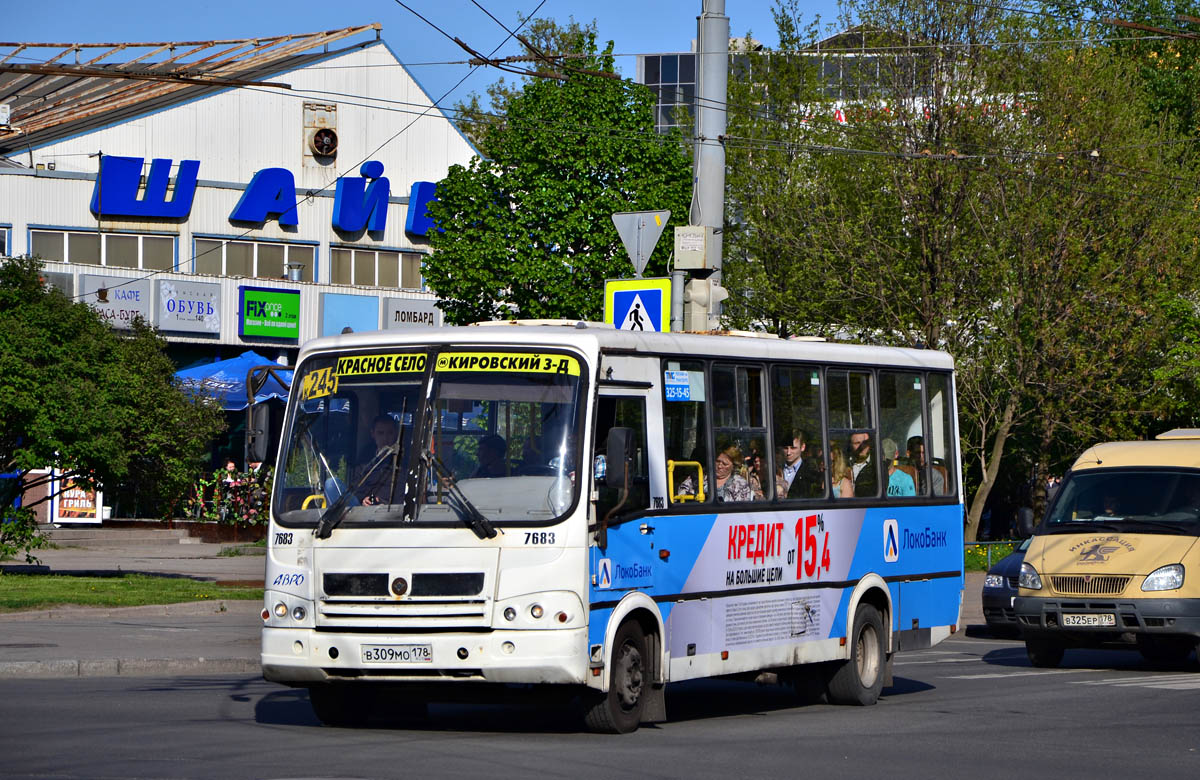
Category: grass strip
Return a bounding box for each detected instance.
[0,573,262,612]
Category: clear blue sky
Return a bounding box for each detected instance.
[7,1,848,108]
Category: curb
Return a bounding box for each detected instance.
[0,599,262,621]
[0,657,260,679]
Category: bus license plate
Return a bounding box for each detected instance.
[361,644,432,663]
[1062,613,1115,627]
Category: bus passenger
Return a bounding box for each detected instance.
[850,432,878,497]
[830,445,854,499]
[714,446,753,503]
[906,435,945,495]
[883,438,915,497]
[473,434,509,478]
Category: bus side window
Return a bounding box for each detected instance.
[828,370,879,498]
[663,360,708,503]
[771,364,825,500]
[878,371,923,498]
[713,363,769,502]
[925,374,955,496]
[594,396,650,519]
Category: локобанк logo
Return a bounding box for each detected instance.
[597,558,612,589]
[883,518,899,563]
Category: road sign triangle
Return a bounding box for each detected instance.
[612,210,670,276]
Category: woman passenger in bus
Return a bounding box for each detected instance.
[715,445,753,502]
[830,444,854,499]
[747,443,771,500]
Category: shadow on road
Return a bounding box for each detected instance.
[254,671,930,732]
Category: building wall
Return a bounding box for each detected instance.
[0,38,473,357]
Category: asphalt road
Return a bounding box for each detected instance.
[2,635,1198,780]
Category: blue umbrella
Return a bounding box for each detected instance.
[175,350,292,411]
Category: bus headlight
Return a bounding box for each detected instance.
[1142,564,1184,592]
[274,602,289,618]
[1018,562,1043,590]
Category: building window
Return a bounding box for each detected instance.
[641,53,696,133]
[330,247,422,289]
[29,229,175,270]
[0,226,9,257]
[193,238,314,282]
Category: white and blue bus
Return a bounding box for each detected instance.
[261,321,964,732]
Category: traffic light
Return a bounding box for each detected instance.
[683,278,729,331]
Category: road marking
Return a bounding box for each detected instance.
[895,657,981,666]
[1071,674,1200,690]
[943,669,1097,680]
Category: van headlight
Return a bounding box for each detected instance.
[1142,564,1184,592]
[1018,562,1043,590]
[984,574,1005,589]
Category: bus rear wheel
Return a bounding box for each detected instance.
[827,604,885,706]
[583,621,648,733]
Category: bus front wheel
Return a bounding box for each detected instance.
[583,620,648,733]
[827,604,885,706]
[308,684,373,727]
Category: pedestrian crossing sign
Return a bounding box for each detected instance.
[604,277,671,333]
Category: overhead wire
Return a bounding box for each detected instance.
[68,0,549,300]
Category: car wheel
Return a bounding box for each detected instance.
[1026,639,1065,668]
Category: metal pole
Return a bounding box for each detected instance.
[671,268,685,331]
[693,0,728,287]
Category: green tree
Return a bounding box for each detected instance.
[0,257,226,562]
[1067,2,1200,134]
[724,1,1200,539]
[454,15,600,155]
[426,30,692,324]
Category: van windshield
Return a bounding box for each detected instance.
[273,348,586,529]
[1044,469,1200,535]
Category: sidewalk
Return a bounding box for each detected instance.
[0,541,989,680]
[0,542,265,679]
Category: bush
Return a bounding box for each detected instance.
[965,543,1016,572]
[1,506,48,564]
[186,467,273,527]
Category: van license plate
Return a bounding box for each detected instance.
[1062,613,1115,627]
[361,644,432,663]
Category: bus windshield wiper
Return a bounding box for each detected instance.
[313,445,395,540]
[421,448,498,540]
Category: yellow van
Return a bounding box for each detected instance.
[1014,429,1200,668]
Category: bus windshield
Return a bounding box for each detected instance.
[273,348,586,530]
[1044,468,1200,535]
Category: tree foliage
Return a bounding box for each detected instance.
[453,15,600,156]
[724,0,1200,539]
[426,30,692,324]
[0,257,226,560]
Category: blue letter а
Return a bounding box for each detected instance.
[333,161,390,232]
[90,156,199,219]
[230,168,299,226]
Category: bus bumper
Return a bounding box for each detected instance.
[262,626,588,686]
[1014,596,1200,642]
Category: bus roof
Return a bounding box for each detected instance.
[295,322,956,372]
[1072,435,1200,472]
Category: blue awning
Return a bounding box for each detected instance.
[174,351,292,411]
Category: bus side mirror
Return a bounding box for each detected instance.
[1017,506,1035,538]
[605,427,634,489]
